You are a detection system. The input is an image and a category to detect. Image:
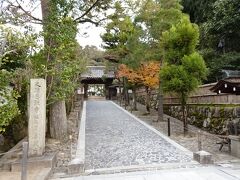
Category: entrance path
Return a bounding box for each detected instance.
[85,100,194,170]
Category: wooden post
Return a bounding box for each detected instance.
[130,99,133,113]
[69,135,72,160]
[21,142,28,180]
[168,118,171,136]
[198,130,202,151]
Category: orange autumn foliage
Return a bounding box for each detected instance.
[138,62,160,89]
[117,62,160,89]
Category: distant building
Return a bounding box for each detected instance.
[210,70,240,95]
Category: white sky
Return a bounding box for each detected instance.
[77,23,105,49]
[29,23,104,49]
[4,1,105,50]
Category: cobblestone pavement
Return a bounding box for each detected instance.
[85,100,192,170]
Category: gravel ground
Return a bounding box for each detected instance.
[118,101,240,163]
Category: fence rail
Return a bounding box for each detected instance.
[136,88,240,105]
[0,142,28,180]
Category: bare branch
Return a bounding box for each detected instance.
[78,17,107,26]
[78,18,99,26]
[14,0,42,23]
[74,0,101,23]
[1,49,17,58]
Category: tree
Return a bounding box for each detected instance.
[182,0,240,83]
[160,16,207,133]
[137,62,160,112]
[136,0,183,59]
[1,0,112,140]
[41,0,113,140]
[117,62,160,112]
[117,64,141,110]
[101,2,138,107]
[135,0,184,121]
[202,0,240,52]
[83,45,104,66]
[181,0,217,23]
[0,25,36,133]
[101,2,136,59]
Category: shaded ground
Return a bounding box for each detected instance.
[85,100,192,170]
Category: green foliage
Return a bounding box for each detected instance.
[161,16,199,64]
[181,0,217,23]
[202,0,240,52]
[161,16,207,105]
[101,2,136,58]
[182,52,207,80]
[0,88,20,133]
[0,25,37,71]
[135,0,183,60]
[0,25,36,133]
[201,50,240,82]
[182,0,240,83]
[0,69,20,133]
[38,1,87,105]
[137,0,183,41]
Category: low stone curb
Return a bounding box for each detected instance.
[68,101,86,174]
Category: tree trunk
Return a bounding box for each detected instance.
[146,87,151,113]
[41,0,68,140]
[49,100,68,140]
[157,81,164,122]
[157,60,164,121]
[181,95,188,135]
[123,77,129,107]
[132,86,137,111]
[119,86,122,106]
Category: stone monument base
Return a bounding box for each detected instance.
[68,158,84,174]
[193,151,213,164]
[229,135,240,158]
[11,152,57,172]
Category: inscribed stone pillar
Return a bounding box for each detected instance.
[29,79,46,156]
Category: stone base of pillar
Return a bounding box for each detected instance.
[229,135,240,158]
[193,151,213,164]
[68,159,84,174]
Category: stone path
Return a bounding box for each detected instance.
[85,100,193,170]
[51,166,240,180]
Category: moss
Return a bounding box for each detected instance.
[207,117,225,134]
[219,107,225,118]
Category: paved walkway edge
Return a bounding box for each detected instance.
[85,161,199,175]
[68,101,86,174]
[111,101,194,158]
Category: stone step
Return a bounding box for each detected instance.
[11,152,57,172]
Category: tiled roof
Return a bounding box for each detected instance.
[210,77,240,95]
[81,66,115,79]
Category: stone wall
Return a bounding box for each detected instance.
[164,105,240,134]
